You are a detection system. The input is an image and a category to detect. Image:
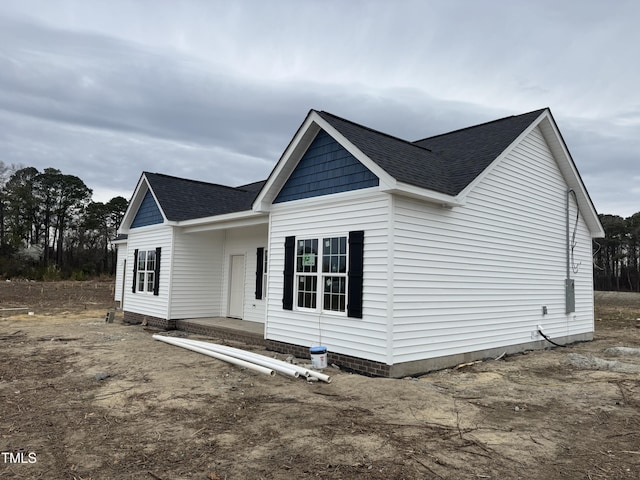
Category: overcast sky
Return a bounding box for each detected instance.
[0,1,638,217]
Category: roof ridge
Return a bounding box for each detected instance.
[236,179,267,189]
[145,171,256,193]
[317,110,433,153]
[413,108,548,143]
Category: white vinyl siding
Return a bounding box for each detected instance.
[391,126,594,363]
[266,189,389,362]
[169,229,225,319]
[220,224,269,324]
[122,225,172,319]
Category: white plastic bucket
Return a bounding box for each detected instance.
[310,345,328,369]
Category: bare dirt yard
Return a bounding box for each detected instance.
[1,281,640,479]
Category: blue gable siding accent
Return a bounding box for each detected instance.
[274,130,379,203]
[131,190,164,228]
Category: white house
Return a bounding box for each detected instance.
[114,108,604,377]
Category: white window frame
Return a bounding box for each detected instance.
[137,249,156,294]
[295,236,348,315]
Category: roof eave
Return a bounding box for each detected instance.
[537,113,605,238]
[382,182,464,207]
[454,109,604,238]
[178,210,269,233]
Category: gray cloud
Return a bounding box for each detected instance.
[0,1,638,217]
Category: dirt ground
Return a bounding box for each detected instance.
[1,281,640,480]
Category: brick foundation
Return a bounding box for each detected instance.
[265,340,391,377]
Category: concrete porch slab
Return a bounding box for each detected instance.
[175,317,266,346]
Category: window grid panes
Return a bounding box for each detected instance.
[295,236,347,313]
[296,239,318,273]
[137,250,156,293]
[297,275,317,309]
[322,237,347,312]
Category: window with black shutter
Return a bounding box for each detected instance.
[133,248,161,295]
[283,231,364,317]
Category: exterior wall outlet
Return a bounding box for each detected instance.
[542,306,548,315]
[531,325,544,339]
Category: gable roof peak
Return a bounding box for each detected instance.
[142,171,266,221]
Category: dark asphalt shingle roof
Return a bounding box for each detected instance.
[317,111,455,194]
[141,109,546,221]
[413,109,547,193]
[144,172,265,221]
[318,108,546,196]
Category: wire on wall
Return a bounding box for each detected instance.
[568,189,582,274]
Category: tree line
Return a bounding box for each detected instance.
[0,162,127,280]
[0,161,638,290]
[594,212,640,292]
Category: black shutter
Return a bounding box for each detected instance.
[347,231,364,318]
[153,247,161,296]
[283,236,295,310]
[132,249,139,293]
[255,247,264,300]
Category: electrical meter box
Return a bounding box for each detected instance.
[565,278,575,314]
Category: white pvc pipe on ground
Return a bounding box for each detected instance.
[178,337,332,383]
[152,335,275,377]
[179,339,312,377]
[174,338,301,379]
[201,341,332,384]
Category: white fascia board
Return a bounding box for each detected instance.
[120,173,169,229]
[381,182,464,207]
[118,222,169,235]
[252,112,320,213]
[455,110,549,203]
[145,181,169,224]
[312,113,398,189]
[252,110,398,212]
[179,211,269,233]
[537,115,605,238]
[269,186,381,212]
[454,109,604,238]
[119,174,147,229]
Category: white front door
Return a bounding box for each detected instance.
[228,255,245,319]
